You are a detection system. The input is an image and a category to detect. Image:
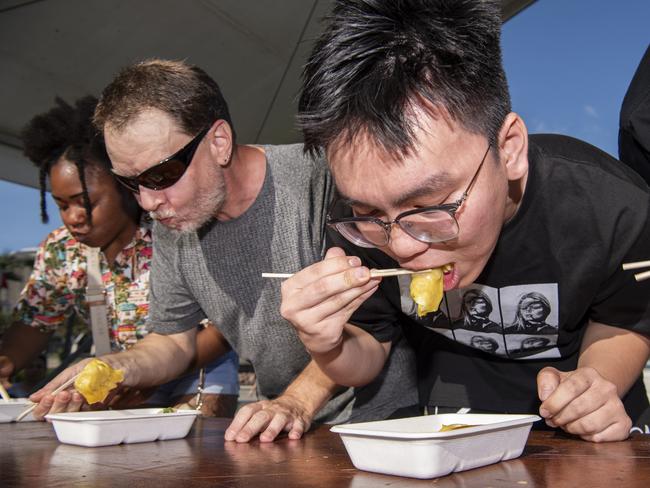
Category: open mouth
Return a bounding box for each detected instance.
[441,264,460,291]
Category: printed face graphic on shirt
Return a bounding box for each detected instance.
[398,276,560,359]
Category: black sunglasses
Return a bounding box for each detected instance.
[111,127,209,193]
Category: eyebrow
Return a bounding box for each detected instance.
[110,168,135,178]
[52,192,85,202]
[339,171,454,209]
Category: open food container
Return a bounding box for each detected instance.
[0,398,36,422]
[45,408,200,447]
[331,413,540,479]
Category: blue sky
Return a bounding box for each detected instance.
[1,0,649,253]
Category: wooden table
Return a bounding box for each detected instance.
[2,418,650,487]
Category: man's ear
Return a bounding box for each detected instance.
[207,120,233,167]
[498,112,528,181]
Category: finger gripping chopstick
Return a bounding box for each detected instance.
[14,374,79,422]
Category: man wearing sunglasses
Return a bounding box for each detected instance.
[281,0,650,442]
[30,59,418,441]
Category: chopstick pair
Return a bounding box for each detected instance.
[14,374,79,422]
[262,268,431,279]
[622,260,650,282]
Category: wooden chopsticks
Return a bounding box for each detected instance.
[14,374,79,422]
[622,260,650,282]
[262,268,432,279]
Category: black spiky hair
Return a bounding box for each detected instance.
[298,0,511,160]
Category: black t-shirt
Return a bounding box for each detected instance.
[333,134,650,423]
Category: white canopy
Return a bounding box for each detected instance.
[0,0,535,188]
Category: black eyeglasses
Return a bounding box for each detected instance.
[111,127,209,193]
[327,144,491,248]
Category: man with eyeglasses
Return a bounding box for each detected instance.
[281,0,650,442]
[29,59,419,441]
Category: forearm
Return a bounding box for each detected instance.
[579,321,650,397]
[103,329,197,388]
[0,322,52,373]
[310,324,390,388]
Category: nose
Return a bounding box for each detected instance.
[136,186,165,212]
[63,206,87,229]
[385,224,430,260]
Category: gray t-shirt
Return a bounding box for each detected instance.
[148,144,417,423]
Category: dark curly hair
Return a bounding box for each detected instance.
[20,96,137,224]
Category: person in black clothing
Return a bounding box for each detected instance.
[281,0,650,442]
[619,45,650,185]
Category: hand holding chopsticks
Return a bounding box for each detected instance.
[622,260,650,282]
[14,373,79,422]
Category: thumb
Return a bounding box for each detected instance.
[537,366,562,402]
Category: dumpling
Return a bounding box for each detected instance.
[409,268,444,317]
[74,358,124,404]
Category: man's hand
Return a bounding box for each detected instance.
[29,358,93,420]
[537,366,632,442]
[280,247,379,355]
[224,393,313,443]
[29,356,131,420]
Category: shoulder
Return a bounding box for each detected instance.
[530,134,649,193]
[30,226,84,280]
[264,144,331,184]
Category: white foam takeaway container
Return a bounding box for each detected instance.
[46,408,200,447]
[0,398,36,422]
[331,413,540,479]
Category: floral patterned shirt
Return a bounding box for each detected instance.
[13,223,153,351]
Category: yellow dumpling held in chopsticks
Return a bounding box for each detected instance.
[409,268,444,317]
[74,358,124,404]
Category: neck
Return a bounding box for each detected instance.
[215,145,266,221]
[102,218,138,263]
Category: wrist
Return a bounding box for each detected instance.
[281,389,319,417]
[305,335,344,360]
[101,353,137,387]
